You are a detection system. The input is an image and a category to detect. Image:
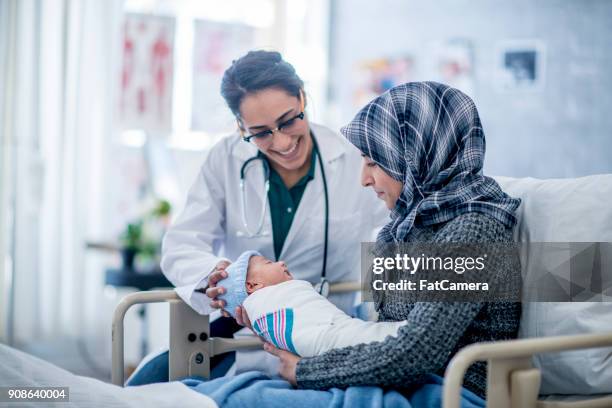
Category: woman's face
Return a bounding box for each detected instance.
[239,88,312,172]
[361,156,403,209]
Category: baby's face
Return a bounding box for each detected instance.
[245,255,293,294]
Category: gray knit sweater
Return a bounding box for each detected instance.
[295,212,521,398]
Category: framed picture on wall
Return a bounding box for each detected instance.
[496,40,546,92]
[191,20,256,134]
[425,38,475,97]
[119,14,175,134]
[352,56,415,109]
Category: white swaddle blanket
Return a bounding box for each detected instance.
[243,279,406,357]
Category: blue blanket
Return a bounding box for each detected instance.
[182,372,484,408]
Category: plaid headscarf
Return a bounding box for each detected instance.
[341,82,521,243]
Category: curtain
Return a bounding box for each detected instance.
[0,0,19,344]
[2,0,122,346]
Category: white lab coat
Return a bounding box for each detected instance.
[161,123,388,315]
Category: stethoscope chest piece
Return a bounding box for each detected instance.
[314,278,330,298]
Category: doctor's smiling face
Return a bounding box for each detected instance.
[360,155,403,210]
[245,255,293,294]
[238,88,313,178]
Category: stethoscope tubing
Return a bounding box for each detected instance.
[239,132,329,287]
[239,156,270,237]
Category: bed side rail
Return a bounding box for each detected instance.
[112,282,362,386]
[111,290,263,386]
[442,331,612,408]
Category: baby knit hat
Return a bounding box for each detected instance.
[218,250,261,318]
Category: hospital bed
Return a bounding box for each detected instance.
[111,288,612,408]
[0,342,217,408]
[111,175,612,408]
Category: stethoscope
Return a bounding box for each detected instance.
[239,133,330,297]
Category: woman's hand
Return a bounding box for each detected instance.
[204,260,231,317]
[263,343,300,386]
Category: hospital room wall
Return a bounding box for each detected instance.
[328,0,612,178]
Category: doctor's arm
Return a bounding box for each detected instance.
[161,154,230,315]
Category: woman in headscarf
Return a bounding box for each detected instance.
[264,82,522,399]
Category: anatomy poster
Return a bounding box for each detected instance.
[120,14,175,133]
[191,20,255,133]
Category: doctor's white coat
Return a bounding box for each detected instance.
[161,123,388,315]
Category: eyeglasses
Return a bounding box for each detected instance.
[240,111,305,143]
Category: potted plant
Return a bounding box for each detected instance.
[118,199,172,272]
[119,220,143,271]
[151,199,171,220]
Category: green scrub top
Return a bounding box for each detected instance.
[259,149,317,260]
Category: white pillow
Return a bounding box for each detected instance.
[494,175,612,395]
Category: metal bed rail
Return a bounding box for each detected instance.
[112,282,361,386]
[443,331,612,408]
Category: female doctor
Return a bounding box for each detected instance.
[127,50,387,381]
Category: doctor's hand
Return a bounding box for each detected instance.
[263,343,300,387]
[205,260,231,317]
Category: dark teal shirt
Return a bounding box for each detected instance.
[260,149,317,260]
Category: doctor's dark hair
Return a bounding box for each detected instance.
[220,50,305,117]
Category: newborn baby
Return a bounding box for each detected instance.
[219,251,406,358]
